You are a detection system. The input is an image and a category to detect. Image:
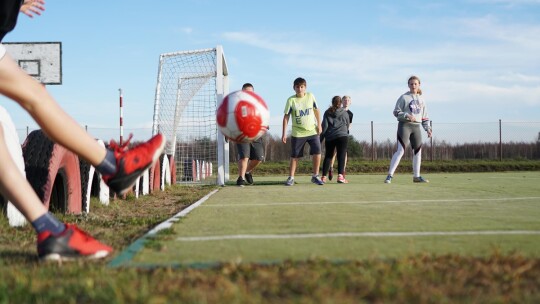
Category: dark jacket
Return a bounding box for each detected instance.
[321,107,350,142]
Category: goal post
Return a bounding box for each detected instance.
[152,46,229,185]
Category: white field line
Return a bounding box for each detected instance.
[203,196,540,207]
[145,189,219,236]
[176,230,540,242]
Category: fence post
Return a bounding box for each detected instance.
[499,119,502,161]
[371,121,374,161]
[430,120,433,161]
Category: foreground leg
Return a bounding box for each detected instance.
[0,126,112,261]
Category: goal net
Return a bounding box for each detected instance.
[152,46,230,185]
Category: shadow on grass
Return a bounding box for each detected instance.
[0,250,38,264]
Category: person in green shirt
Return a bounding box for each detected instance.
[281,77,324,186]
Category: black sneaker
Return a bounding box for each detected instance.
[245,172,254,185]
[328,169,334,181]
[237,176,246,187]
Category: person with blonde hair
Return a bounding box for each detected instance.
[385,76,432,184]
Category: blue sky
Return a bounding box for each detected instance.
[2,0,540,140]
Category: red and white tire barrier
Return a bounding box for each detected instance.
[22,130,82,214]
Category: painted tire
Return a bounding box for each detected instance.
[168,154,176,185]
[22,130,82,214]
[79,158,92,213]
[138,169,150,196]
[160,154,171,190]
[150,156,161,193]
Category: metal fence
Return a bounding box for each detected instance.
[16,120,540,161]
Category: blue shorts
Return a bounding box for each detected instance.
[290,135,321,158]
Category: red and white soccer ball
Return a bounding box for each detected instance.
[216,90,269,143]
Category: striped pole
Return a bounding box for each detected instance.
[119,88,124,145]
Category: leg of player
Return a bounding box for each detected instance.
[237,157,248,186]
[385,141,405,184]
[0,53,165,195]
[0,125,112,261]
[285,158,297,186]
[329,149,337,180]
[245,159,261,185]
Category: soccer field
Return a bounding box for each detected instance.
[110,172,540,268]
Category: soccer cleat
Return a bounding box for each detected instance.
[237,176,246,187]
[413,176,429,183]
[384,175,393,184]
[285,177,295,186]
[311,175,324,185]
[37,224,113,261]
[245,172,254,185]
[321,176,327,183]
[337,174,348,184]
[102,134,165,195]
[328,169,334,181]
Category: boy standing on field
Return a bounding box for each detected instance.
[281,77,324,186]
[236,83,265,186]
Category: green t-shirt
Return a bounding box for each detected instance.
[283,92,319,137]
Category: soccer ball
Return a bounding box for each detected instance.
[216,90,269,143]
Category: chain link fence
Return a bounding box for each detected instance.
[17,120,540,161]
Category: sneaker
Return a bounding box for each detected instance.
[285,177,295,186]
[102,134,165,195]
[337,174,348,184]
[37,224,113,261]
[321,176,327,183]
[237,176,246,187]
[384,175,392,184]
[311,175,324,185]
[245,172,254,185]
[328,169,334,181]
[413,176,429,183]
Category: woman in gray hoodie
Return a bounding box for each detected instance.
[320,96,350,183]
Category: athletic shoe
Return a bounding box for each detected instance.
[37,224,113,261]
[311,175,324,185]
[245,172,254,185]
[413,176,429,183]
[337,174,348,184]
[328,169,334,181]
[236,176,246,187]
[321,176,327,183]
[384,175,392,184]
[102,134,165,195]
[285,177,294,186]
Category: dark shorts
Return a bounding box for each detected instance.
[290,134,321,158]
[0,0,21,42]
[237,138,265,161]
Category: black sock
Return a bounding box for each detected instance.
[32,212,65,235]
[95,149,117,176]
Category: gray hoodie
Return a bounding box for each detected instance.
[321,107,350,142]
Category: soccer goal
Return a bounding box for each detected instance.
[152,46,230,186]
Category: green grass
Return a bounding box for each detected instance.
[1,171,539,303]
[122,172,540,267]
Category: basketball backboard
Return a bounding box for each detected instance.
[4,42,62,85]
